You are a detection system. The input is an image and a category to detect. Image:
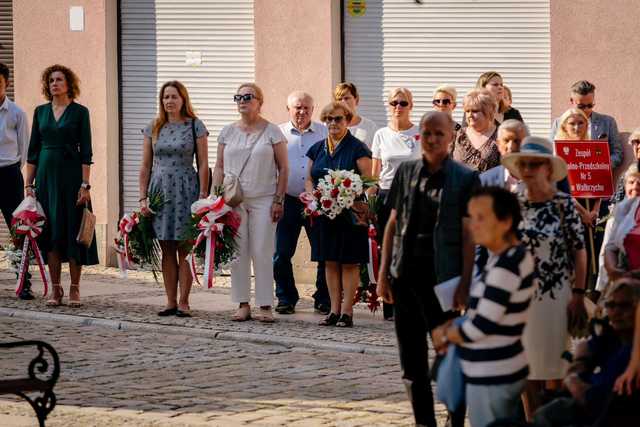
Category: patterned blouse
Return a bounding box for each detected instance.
[518,192,585,300]
[450,127,500,172]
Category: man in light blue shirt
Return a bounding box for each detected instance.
[274,91,330,315]
[0,62,32,299]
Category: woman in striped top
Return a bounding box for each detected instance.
[433,186,536,427]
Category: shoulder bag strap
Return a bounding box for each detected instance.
[192,118,199,171]
[235,124,268,178]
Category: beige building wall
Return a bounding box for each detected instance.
[550,0,640,133]
[13,0,120,265]
[255,0,342,283]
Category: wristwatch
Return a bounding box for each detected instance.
[81,182,91,190]
[273,194,284,205]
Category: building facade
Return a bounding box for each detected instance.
[4,0,640,278]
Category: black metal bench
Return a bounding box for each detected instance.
[0,340,60,427]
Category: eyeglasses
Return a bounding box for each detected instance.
[389,100,409,107]
[325,115,345,123]
[630,139,640,146]
[234,94,255,103]
[516,160,548,170]
[604,301,634,311]
[576,103,594,110]
[432,99,452,106]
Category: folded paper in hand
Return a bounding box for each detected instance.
[434,276,460,312]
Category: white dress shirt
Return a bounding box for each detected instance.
[0,96,29,168]
[279,121,327,197]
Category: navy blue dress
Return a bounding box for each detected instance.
[306,131,372,264]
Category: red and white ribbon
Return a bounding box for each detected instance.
[367,224,379,284]
[114,239,129,278]
[12,210,50,297]
[118,213,139,266]
[188,197,231,288]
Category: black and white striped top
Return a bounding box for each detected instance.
[459,244,536,385]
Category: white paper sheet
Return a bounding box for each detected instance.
[434,276,460,312]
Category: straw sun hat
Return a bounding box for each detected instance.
[501,136,568,182]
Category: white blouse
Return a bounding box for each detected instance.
[218,122,286,199]
[371,125,421,190]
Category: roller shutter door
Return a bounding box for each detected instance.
[344,0,551,136]
[0,0,14,247]
[120,0,255,215]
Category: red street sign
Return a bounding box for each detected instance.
[555,140,614,198]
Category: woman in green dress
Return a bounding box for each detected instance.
[24,64,98,306]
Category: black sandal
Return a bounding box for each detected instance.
[318,313,340,326]
[157,307,178,316]
[336,314,353,328]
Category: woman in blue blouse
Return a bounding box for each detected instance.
[305,102,372,327]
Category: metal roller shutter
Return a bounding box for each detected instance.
[344,0,551,136]
[0,0,13,247]
[119,0,255,215]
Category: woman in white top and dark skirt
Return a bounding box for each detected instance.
[212,83,288,323]
[371,87,421,320]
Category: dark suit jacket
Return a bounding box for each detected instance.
[389,156,480,283]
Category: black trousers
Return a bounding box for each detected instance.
[391,258,465,427]
[0,162,23,228]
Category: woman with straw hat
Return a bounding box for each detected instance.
[502,136,588,419]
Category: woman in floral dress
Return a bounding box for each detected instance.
[502,136,587,419]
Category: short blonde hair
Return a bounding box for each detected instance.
[334,82,359,101]
[319,101,354,123]
[237,82,264,106]
[387,87,413,106]
[555,108,590,140]
[624,163,640,181]
[433,84,457,102]
[463,89,497,122]
[628,127,640,145]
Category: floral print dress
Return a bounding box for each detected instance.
[518,191,585,380]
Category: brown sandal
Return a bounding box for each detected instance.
[68,284,82,307]
[231,304,252,322]
[254,307,275,323]
[46,285,64,306]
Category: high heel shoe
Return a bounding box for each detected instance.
[68,284,83,307]
[46,285,64,306]
[318,313,340,326]
[335,314,353,328]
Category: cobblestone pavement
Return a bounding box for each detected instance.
[0,317,450,426]
[0,263,397,351]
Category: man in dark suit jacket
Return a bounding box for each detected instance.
[550,80,624,170]
[377,111,478,427]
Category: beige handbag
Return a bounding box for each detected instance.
[223,126,267,207]
[76,203,96,247]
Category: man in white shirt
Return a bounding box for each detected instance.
[0,62,32,299]
[273,91,330,315]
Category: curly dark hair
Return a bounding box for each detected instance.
[41,64,80,100]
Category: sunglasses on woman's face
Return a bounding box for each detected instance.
[325,115,345,123]
[389,100,409,107]
[604,301,634,311]
[234,93,255,103]
[630,139,640,147]
[432,99,452,106]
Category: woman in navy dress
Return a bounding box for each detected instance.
[305,102,372,327]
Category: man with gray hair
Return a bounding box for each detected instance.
[273,91,330,315]
[480,119,528,191]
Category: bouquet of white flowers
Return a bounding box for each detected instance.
[299,169,372,220]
